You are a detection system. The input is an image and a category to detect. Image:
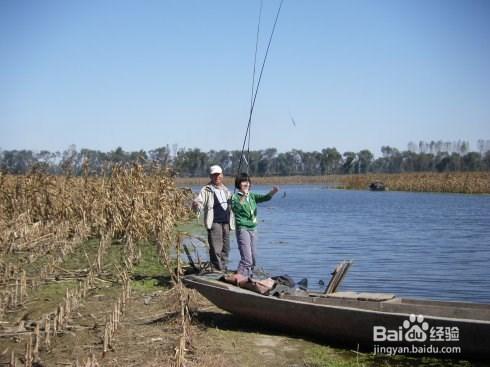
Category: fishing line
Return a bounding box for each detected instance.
[246,0,263,175]
[237,0,284,178]
[250,0,263,116]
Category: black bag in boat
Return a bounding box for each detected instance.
[271,274,295,288]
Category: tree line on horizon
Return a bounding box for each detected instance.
[1,141,490,177]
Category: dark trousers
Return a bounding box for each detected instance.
[208,222,230,270]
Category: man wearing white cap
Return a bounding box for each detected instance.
[192,165,235,271]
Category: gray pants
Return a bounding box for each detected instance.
[236,229,257,277]
[208,222,230,271]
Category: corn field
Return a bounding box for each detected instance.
[0,164,195,366]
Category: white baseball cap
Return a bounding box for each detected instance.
[209,165,223,175]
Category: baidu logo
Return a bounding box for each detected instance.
[403,314,429,342]
[373,314,429,342]
[373,314,461,355]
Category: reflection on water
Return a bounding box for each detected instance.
[193,185,490,303]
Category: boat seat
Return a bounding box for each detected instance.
[326,291,395,302]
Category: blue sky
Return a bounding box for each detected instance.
[1,0,490,156]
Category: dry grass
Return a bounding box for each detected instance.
[175,175,340,187]
[0,164,195,366]
[176,172,490,194]
[0,164,192,261]
[338,172,490,194]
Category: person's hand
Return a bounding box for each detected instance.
[191,201,201,213]
[271,186,279,195]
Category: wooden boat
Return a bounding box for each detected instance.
[184,273,490,359]
[369,181,386,191]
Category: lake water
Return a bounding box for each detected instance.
[192,185,490,303]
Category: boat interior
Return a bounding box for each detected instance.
[186,274,490,322]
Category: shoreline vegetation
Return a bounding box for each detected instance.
[176,172,490,194]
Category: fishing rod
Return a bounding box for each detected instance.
[245,0,263,175]
[250,0,263,122]
[236,0,284,177]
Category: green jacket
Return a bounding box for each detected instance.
[232,191,272,230]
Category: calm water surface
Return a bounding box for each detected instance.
[194,185,490,303]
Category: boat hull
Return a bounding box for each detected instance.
[184,275,490,359]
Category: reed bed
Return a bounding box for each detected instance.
[338,172,490,194]
[176,172,490,194]
[175,175,339,187]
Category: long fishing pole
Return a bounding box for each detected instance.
[237,0,284,177]
[246,0,263,175]
[238,0,284,175]
[250,0,263,117]
[238,0,264,176]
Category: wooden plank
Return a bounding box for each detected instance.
[324,260,352,294]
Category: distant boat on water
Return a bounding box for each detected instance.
[369,181,386,191]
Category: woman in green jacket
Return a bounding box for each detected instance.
[232,173,278,277]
